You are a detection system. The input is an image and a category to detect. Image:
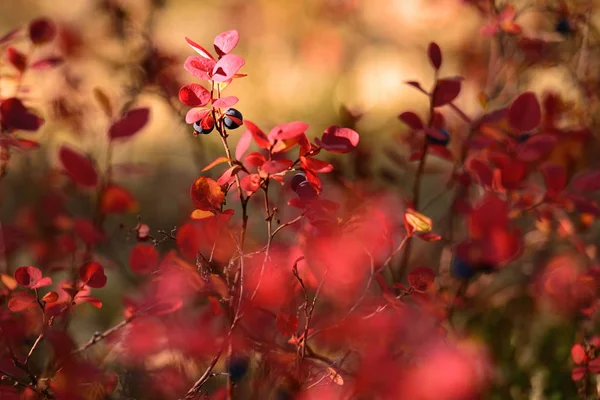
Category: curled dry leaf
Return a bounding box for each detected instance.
[190,176,225,211]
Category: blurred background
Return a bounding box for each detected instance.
[2,0,600,398]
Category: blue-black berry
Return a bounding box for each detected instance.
[518,133,531,143]
[427,128,450,146]
[295,180,318,201]
[193,119,214,135]
[451,257,476,280]
[291,172,307,192]
[555,18,572,35]
[224,108,243,130]
[227,356,249,383]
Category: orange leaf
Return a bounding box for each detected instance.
[100,184,138,214]
[190,176,225,211]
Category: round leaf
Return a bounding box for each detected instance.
[508,92,541,132]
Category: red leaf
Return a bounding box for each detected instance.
[74,295,102,308]
[427,42,442,69]
[58,146,98,187]
[301,156,333,173]
[190,176,225,211]
[245,152,266,167]
[244,120,271,148]
[425,127,448,141]
[240,174,261,195]
[73,219,105,247]
[6,47,27,72]
[467,158,493,187]
[269,121,310,141]
[212,96,238,108]
[235,130,252,160]
[29,18,56,44]
[79,262,107,288]
[261,159,293,174]
[184,56,216,81]
[508,92,541,132]
[176,223,201,260]
[276,312,298,337]
[178,84,211,107]
[129,244,159,274]
[572,366,586,381]
[571,170,600,192]
[315,126,360,154]
[0,28,20,46]
[185,108,211,124]
[516,134,556,162]
[216,165,242,185]
[99,184,138,214]
[14,266,52,289]
[432,77,462,107]
[8,291,37,312]
[408,267,435,291]
[214,30,240,57]
[212,54,245,82]
[108,108,150,140]
[0,98,44,131]
[29,57,63,70]
[185,37,215,60]
[571,344,587,364]
[540,163,566,197]
[414,232,442,242]
[405,81,427,93]
[398,111,424,130]
[202,156,230,172]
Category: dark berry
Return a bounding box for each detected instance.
[451,257,476,280]
[295,181,318,201]
[518,133,531,143]
[223,108,243,130]
[193,119,214,135]
[291,172,307,192]
[227,356,249,383]
[555,18,572,35]
[426,128,450,146]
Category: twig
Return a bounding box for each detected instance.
[72,316,136,354]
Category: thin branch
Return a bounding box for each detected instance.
[73,316,136,354]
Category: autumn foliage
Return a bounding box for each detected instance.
[3,1,600,399]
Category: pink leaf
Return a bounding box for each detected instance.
[185,37,215,60]
[178,84,211,107]
[216,165,242,185]
[269,121,310,141]
[58,146,98,187]
[29,57,63,70]
[261,159,293,174]
[432,77,463,107]
[108,108,150,140]
[185,108,211,124]
[212,96,239,108]
[184,56,216,81]
[212,54,245,82]
[236,130,252,160]
[214,30,240,57]
[508,92,541,132]
[315,126,360,154]
[240,173,261,195]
